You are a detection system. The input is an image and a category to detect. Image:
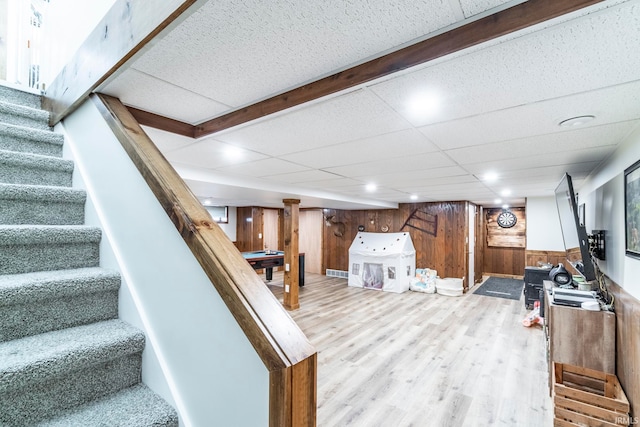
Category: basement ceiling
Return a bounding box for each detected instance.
[99,0,640,209]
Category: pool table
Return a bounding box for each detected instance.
[241,250,305,286]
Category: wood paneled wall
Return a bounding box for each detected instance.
[237,202,531,282]
[235,207,263,252]
[607,279,640,418]
[485,208,526,248]
[483,208,526,277]
[323,202,469,286]
[525,250,567,268]
[473,206,484,285]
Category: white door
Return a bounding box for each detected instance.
[263,209,279,251]
[299,210,323,274]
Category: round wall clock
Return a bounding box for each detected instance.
[497,210,517,228]
[381,225,389,232]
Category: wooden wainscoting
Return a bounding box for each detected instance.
[525,250,567,267]
[607,279,640,418]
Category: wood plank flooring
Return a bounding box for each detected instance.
[266,273,552,426]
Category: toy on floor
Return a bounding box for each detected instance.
[522,300,543,327]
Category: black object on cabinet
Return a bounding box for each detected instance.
[524,266,552,309]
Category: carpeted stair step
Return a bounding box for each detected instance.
[0,122,64,157]
[32,384,179,427]
[0,85,41,109]
[0,225,101,275]
[0,183,86,225]
[0,267,121,342]
[0,100,51,130]
[0,319,145,425]
[0,149,74,187]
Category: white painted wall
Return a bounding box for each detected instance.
[40,0,117,87]
[526,196,566,252]
[578,124,640,300]
[59,98,269,427]
[208,206,237,242]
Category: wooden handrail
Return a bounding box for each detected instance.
[92,93,316,427]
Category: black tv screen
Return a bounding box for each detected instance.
[554,173,596,282]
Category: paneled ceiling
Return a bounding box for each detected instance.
[99,0,640,210]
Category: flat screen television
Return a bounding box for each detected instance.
[554,173,597,282]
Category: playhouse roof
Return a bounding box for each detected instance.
[348,232,415,257]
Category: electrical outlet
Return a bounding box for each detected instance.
[285,285,290,293]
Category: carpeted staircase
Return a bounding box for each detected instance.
[0,85,179,426]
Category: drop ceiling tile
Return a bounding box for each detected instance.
[446,122,633,165]
[419,81,640,150]
[367,166,471,187]
[165,139,268,169]
[214,90,411,156]
[101,69,230,124]
[215,158,311,177]
[280,128,439,169]
[323,151,455,178]
[491,163,601,181]
[459,0,520,17]
[302,177,363,189]
[394,175,479,192]
[409,181,489,193]
[266,169,345,183]
[129,0,460,107]
[371,2,640,127]
[463,149,615,177]
[143,126,194,152]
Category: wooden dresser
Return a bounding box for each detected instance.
[543,281,616,393]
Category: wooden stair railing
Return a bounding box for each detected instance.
[92,93,316,427]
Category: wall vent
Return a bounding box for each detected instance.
[326,269,348,278]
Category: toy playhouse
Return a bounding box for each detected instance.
[348,232,416,293]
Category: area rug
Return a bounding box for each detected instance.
[473,276,523,301]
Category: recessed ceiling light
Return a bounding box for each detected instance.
[365,183,377,192]
[410,194,418,201]
[502,204,510,209]
[494,198,502,204]
[483,172,499,182]
[501,189,511,197]
[559,115,595,127]
[223,146,244,160]
[408,91,440,118]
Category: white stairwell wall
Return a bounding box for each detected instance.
[59,98,269,426]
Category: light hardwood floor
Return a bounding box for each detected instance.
[266,272,553,426]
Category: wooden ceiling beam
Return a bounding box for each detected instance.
[127,106,195,138]
[191,0,603,138]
